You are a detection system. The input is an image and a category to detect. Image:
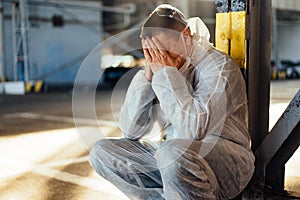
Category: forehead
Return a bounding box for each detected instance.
[153,32,178,49]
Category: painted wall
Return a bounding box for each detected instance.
[277,24,300,63]
[2,0,299,86]
[2,1,102,85]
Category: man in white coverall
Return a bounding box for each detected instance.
[89,4,255,200]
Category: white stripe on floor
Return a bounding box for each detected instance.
[34,167,125,196]
[2,112,118,127]
[0,156,35,179]
[41,156,89,168]
[0,155,127,198]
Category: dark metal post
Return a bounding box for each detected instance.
[246,0,272,197]
[255,90,300,193]
[247,0,272,151]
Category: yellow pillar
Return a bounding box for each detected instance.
[215,11,247,68]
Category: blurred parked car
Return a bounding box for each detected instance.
[281,60,300,79]
[101,55,144,88]
[271,61,286,80]
[103,66,142,88]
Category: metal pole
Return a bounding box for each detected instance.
[272,8,279,66]
[99,1,103,42]
[11,2,18,81]
[247,0,272,151]
[239,0,272,198]
[19,0,30,81]
[244,0,272,194]
[0,1,5,82]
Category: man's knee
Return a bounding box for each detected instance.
[89,139,112,170]
[155,139,193,172]
[155,139,211,176]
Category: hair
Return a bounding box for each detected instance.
[140,4,187,40]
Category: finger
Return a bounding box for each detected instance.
[168,51,181,60]
[142,39,152,58]
[152,37,166,55]
[141,39,146,49]
[142,38,150,49]
[147,38,159,58]
[151,37,177,64]
[146,41,157,62]
[157,48,175,66]
[175,54,186,66]
[143,48,152,62]
[148,38,170,65]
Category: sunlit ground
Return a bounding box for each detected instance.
[0,127,130,200]
[269,80,300,196]
[0,80,299,199]
[270,103,300,195]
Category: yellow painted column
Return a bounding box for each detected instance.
[215,11,247,68]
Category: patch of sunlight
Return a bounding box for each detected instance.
[285,147,300,194]
[269,103,288,131]
[285,147,300,178]
[0,126,119,181]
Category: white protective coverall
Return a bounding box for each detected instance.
[89,17,255,200]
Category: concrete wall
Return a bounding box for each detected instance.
[277,23,300,63]
[2,1,102,85]
[273,0,300,11]
[2,0,299,86]
[157,0,216,43]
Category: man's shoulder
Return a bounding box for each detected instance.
[193,48,238,73]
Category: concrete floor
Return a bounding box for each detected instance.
[0,80,299,200]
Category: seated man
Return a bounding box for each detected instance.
[89,4,255,200]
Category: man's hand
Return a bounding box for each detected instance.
[144,61,153,82]
[142,37,185,74]
[145,37,185,73]
[142,39,153,81]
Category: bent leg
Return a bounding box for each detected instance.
[155,139,254,200]
[155,139,222,200]
[89,138,164,200]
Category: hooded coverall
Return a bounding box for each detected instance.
[89,23,255,200]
